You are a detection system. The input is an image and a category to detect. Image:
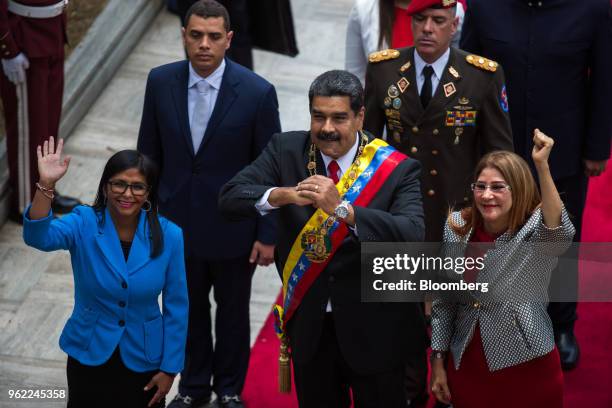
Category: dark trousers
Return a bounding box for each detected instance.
[178,254,255,399]
[66,348,164,408]
[293,314,408,408]
[0,54,64,214]
[547,173,587,333]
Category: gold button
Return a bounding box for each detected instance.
[412,126,419,133]
[427,189,435,196]
[478,58,485,64]
[432,149,439,155]
[430,169,438,176]
[3,51,9,56]
[433,129,439,135]
[464,196,469,202]
[411,146,418,153]
[473,302,480,309]
[1,45,5,49]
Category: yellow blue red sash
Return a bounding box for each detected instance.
[273,139,408,338]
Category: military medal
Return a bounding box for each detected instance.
[459,97,470,105]
[392,98,402,109]
[384,97,392,108]
[449,66,460,79]
[443,82,457,98]
[400,61,411,72]
[387,84,400,98]
[454,127,464,145]
[397,77,410,93]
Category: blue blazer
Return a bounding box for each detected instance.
[137,58,281,256]
[23,206,189,374]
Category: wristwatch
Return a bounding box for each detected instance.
[334,200,350,220]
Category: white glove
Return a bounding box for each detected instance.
[1,53,30,85]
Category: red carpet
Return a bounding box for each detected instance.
[243,157,612,407]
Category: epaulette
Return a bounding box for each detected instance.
[466,54,498,72]
[368,49,400,63]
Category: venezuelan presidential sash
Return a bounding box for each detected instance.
[274,138,407,392]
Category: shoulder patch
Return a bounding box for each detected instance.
[466,54,499,72]
[368,49,400,63]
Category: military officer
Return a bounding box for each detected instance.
[364,0,513,243]
[0,0,80,221]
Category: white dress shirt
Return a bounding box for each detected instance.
[414,47,450,98]
[187,59,225,151]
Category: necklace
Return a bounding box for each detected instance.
[300,131,369,263]
[307,131,368,195]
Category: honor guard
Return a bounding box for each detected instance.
[364,0,513,242]
[0,0,80,220]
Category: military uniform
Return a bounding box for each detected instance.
[364,46,513,241]
[0,0,67,214]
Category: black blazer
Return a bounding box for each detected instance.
[219,131,429,374]
[461,0,612,179]
[137,58,281,256]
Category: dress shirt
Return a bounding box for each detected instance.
[414,47,450,98]
[187,59,225,150]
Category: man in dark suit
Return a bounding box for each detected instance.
[219,70,429,408]
[137,1,281,407]
[460,0,612,370]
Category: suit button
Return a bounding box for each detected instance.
[119,320,125,327]
[118,301,126,308]
[121,282,128,289]
[432,149,439,156]
[430,169,438,176]
[410,146,418,154]
[432,129,439,135]
[464,196,469,202]
[1,45,5,49]
[412,126,419,133]
[427,189,435,197]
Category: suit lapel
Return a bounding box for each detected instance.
[94,208,127,280]
[196,59,239,155]
[126,212,152,275]
[171,62,195,157]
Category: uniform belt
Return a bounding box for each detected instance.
[7,0,68,19]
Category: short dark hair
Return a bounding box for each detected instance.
[92,150,164,258]
[308,70,364,115]
[184,0,231,31]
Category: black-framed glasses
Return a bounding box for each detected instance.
[108,180,150,196]
[470,182,511,194]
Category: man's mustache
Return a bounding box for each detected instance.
[315,131,341,141]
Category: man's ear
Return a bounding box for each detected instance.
[226,30,234,50]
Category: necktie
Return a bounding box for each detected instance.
[327,160,340,185]
[420,65,434,108]
[190,80,212,152]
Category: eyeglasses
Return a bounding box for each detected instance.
[470,182,511,194]
[108,180,150,196]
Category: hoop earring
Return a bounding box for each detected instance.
[142,200,152,212]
